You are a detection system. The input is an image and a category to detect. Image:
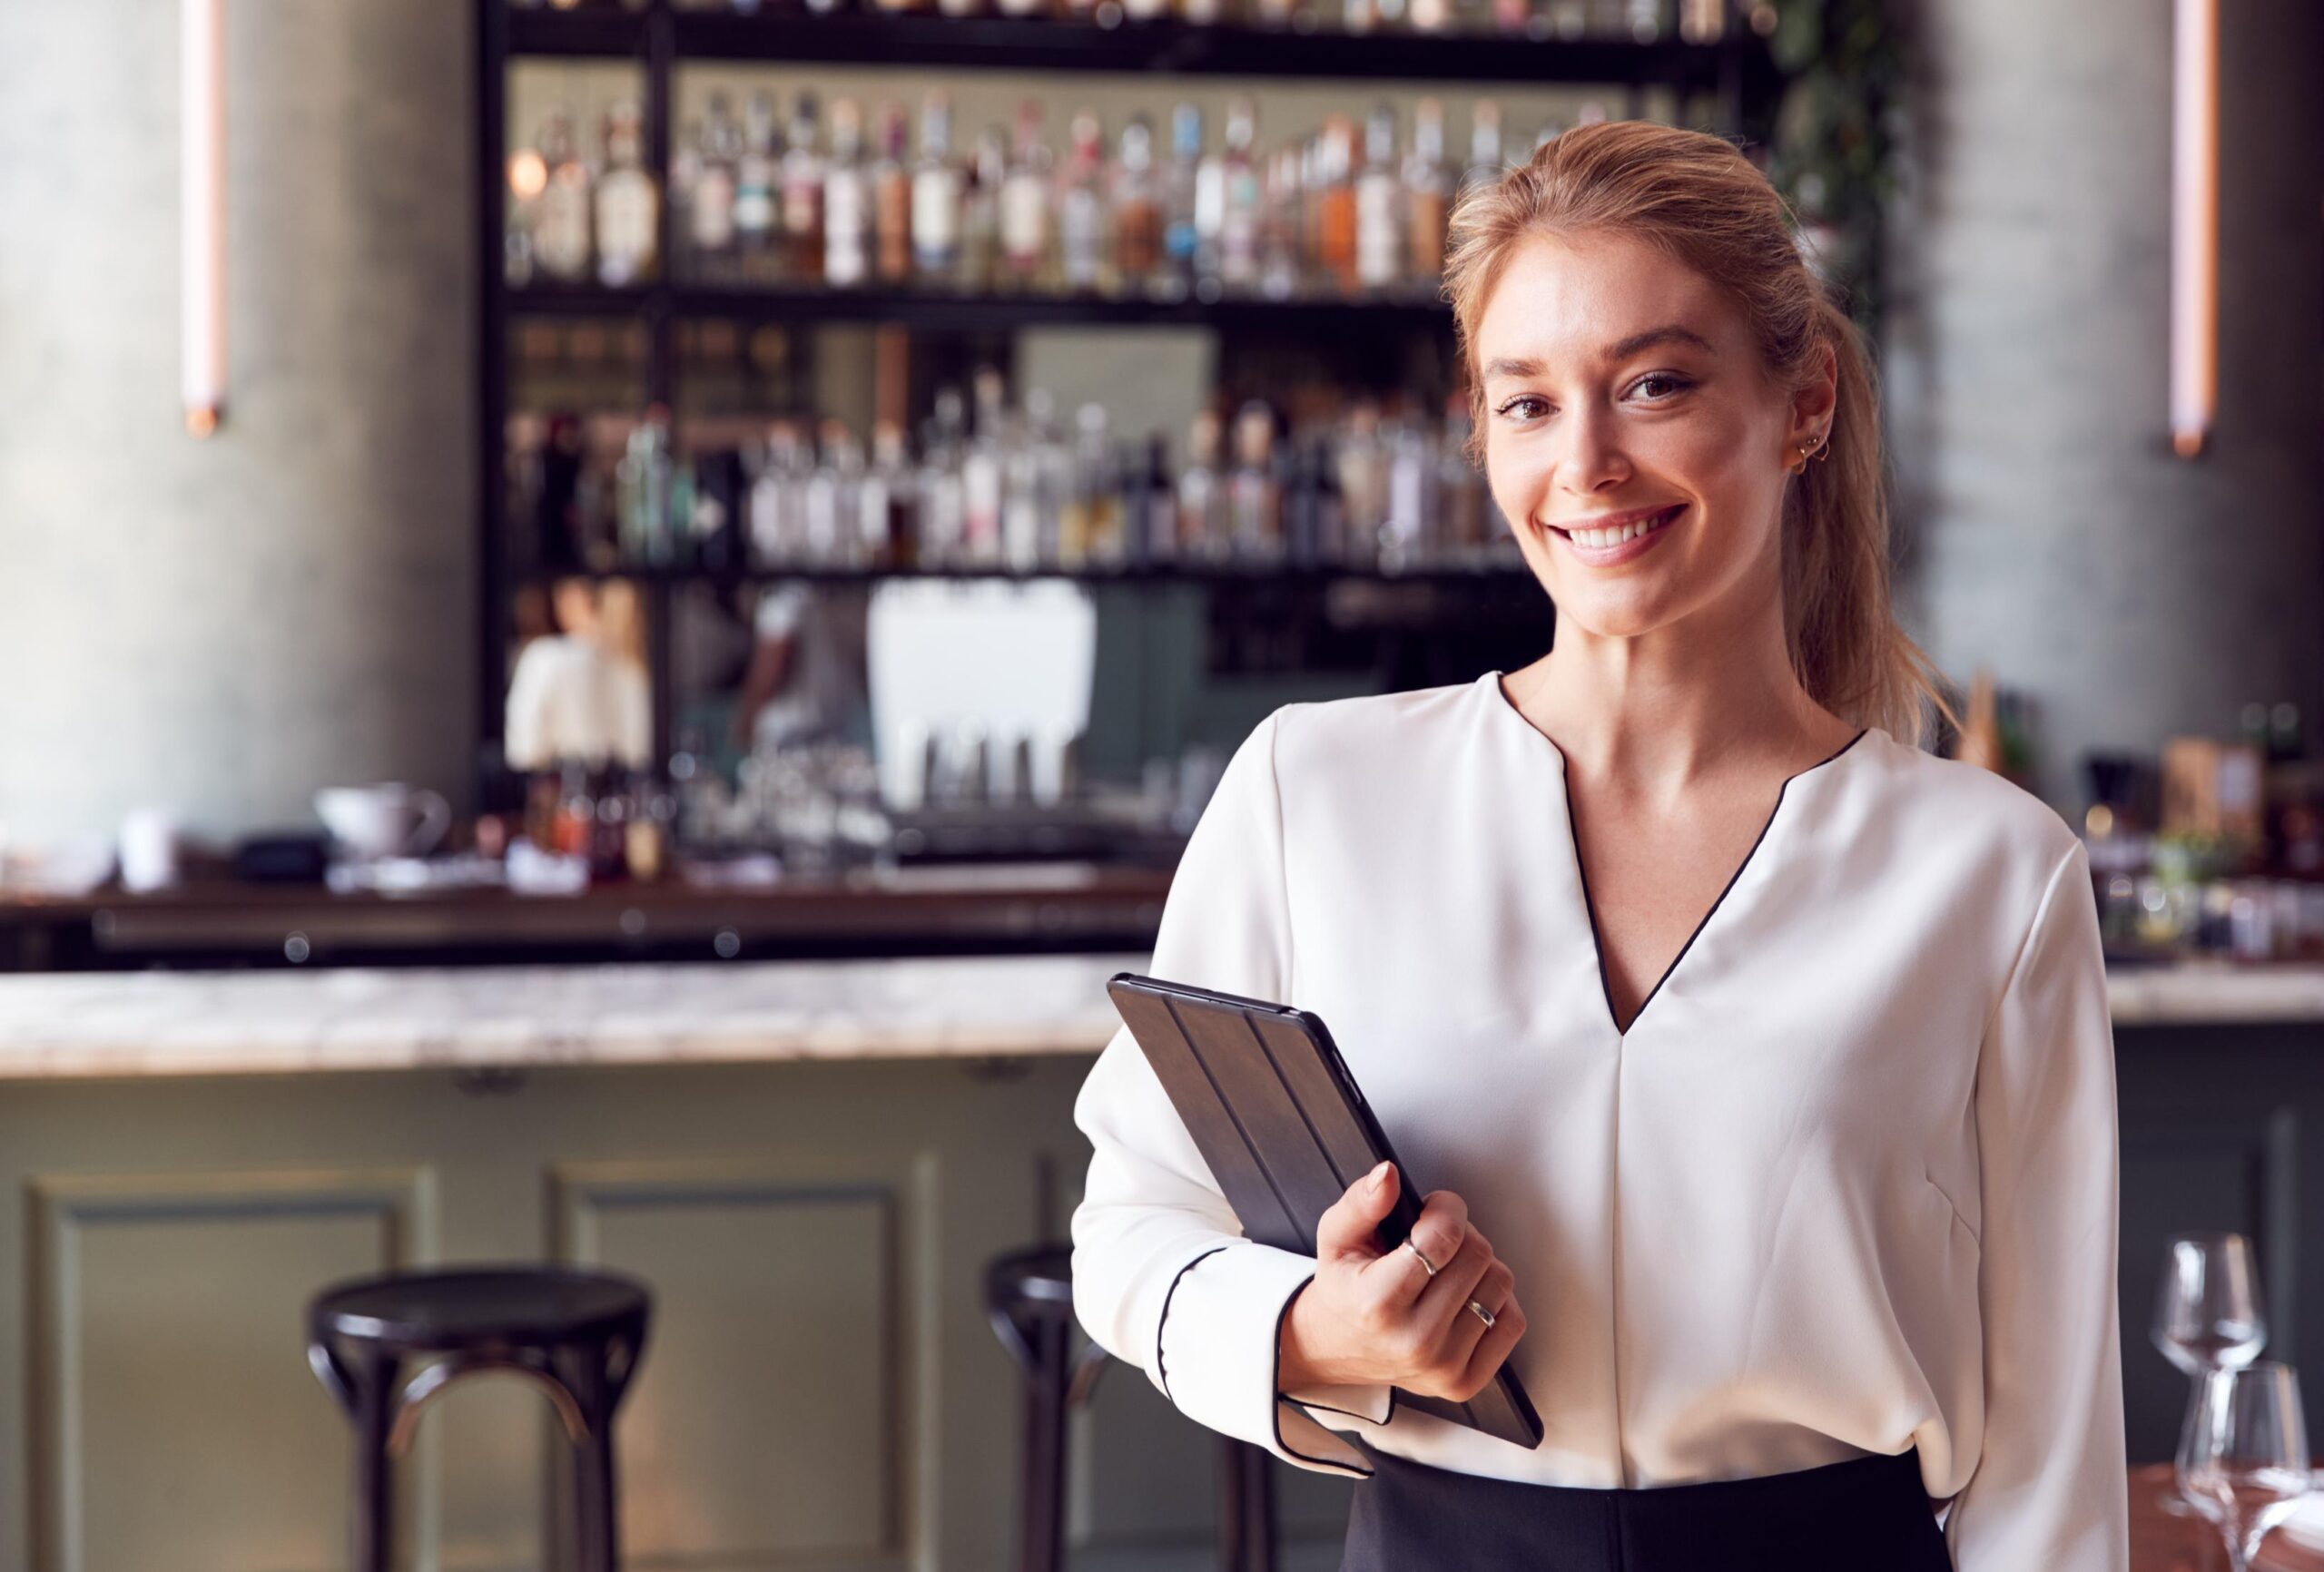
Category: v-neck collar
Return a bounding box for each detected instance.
[1476,669,1874,1041]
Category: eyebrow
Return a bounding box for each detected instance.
[1482,325,1717,382]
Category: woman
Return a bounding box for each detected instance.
[1068,121,2126,1570]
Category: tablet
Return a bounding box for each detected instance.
[1105,970,1544,1450]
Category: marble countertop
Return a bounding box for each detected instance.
[0,955,2316,1080]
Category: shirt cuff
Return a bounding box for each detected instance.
[1156,1239,1385,1479]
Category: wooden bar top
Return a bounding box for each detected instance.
[2133,1463,2324,1570]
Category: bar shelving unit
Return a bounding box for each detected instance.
[476,0,1788,801]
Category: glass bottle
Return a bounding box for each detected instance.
[1354,103,1403,291]
[596,103,659,288]
[871,101,912,284]
[1258,145,1301,300]
[961,365,1007,565]
[1179,408,1228,561]
[911,92,962,281]
[733,91,781,270]
[1111,115,1162,293]
[1211,98,1261,293]
[1226,401,1283,563]
[1314,117,1360,296]
[1057,109,1108,294]
[1460,99,1504,205]
[862,418,917,569]
[1059,401,1122,568]
[999,100,1055,291]
[918,388,969,565]
[958,123,1007,294]
[689,93,742,267]
[822,97,870,287]
[533,110,594,283]
[1404,97,1449,284]
[1160,103,1203,301]
[779,91,826,284]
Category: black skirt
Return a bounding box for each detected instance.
[1338,1436,1955,1571]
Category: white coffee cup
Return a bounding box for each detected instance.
[119,807,181,893]
[314,784,451,861]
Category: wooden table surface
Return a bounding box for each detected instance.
[2132,1463,2324,1570]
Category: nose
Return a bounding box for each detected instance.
[1553,403,1630,497]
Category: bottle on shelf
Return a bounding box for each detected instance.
[862,418,918,568]
[918,387,969,564]
[1111,114,1163,293]
[1057,108,1109,293]
[1258,144,1302,300]
[595,102,660,289]
[733,90,781,269]
[1160,103,1204,300]
[1314,117,1359,295]
[1211,97,1263,293]
[960,364,1007,565]
[1061,400,1124,567]
[871,100,913,284]
[533,109,594,284]
[1227,400,1284,562]
[1354,102,1403,291]
[999,100,1055,291]
[959,122,1008,294]
[822,97,871,287]
[1178,408,1228,562]
[691,93,744,268]
[1460,98,1505,204]
[911,91,963,282]
[1404,96,1450,282]
[780,91,827,284]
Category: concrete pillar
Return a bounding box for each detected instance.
[0,0,475,844]
[1886,0,2324,808]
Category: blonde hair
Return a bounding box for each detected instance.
[1443,120,1958,749]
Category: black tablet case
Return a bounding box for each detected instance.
[1106,970,1544,1449]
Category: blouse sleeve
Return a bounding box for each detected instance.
[1068,706,1393,1479]
[1945,837,2129,1569]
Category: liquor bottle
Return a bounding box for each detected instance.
[615,403,675,563]
[1383,413,1437,573]
[1409,0,1452,31]
[961,366,1006,565]
[871,101,912,284]
[748,422,812,567]
[1179,408,1228,560]
[804,420,861,567]
[822,98,870,287]
[1160,103,1203,300]
[690,93,743,265]
[958,123,1006,293]
[1460,100,1504,204]
[1196,99,1252,292]
[1354,103,1403,290]
[1001,391,1043,571]
[999,100,1055,291]
[1060,401,1123,567]
[1335,401,1385,568]
[862,419,916,568]
[998,0,1049,18]
[1112,115,1162,292]
[534,111,594,283]
[1180,0,1222,24]
[780,92,826,284]
[734,91,780,266]
[911,92,962,281]
[1226,401,1283,562]
[1057,109,1108,293]
[1679,0,1722,40]
[1623,0,1659,40]
[1127,431,1176,568]
[918,388,968,565]
[1258,144,1301,300]
[1314,117,1359,296]
[1438,392,1486,563]
[1124,0,1168,23]
[595,103,659,288]
[1404,97,1450,282]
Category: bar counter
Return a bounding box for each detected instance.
[2,952,2321,1571]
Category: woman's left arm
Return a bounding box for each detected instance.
[1945,837,2130,1570]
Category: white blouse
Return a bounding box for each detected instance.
[1069,669,2127,1570]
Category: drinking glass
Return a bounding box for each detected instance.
[2154,1233,2270,1518]
[2176,1361,2312,1571]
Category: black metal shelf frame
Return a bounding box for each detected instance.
[477,0,1785,804]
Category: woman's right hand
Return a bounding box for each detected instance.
[1277,1160,1528,1404]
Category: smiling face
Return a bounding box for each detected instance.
[1475,228,1828,640]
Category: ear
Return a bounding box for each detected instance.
[1787,339,1840,449]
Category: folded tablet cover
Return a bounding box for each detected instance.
[1106,970,1543,1450]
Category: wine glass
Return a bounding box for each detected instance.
[2155,1233,2270,1517]
[2177,1361,2312,1571]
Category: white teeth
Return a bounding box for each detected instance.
[1565,506,1678,549]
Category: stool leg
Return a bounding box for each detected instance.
[567,1345,620,1572]
[1019,1310,1071,1572]
[1216,1439,1276,1572]
[352,1350,398,1572]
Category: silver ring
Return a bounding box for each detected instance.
[1467,1298,1495,1330]
[1403,1239,1439,1277]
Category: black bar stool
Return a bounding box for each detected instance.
[306,1265,653,1572]
[986,1244,1277,1572]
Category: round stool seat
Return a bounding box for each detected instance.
[986,1246,1073,1313]
[314,1266,649,1353]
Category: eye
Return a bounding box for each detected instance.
[1629,372,1694,400]
[1493,394,1550,422]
